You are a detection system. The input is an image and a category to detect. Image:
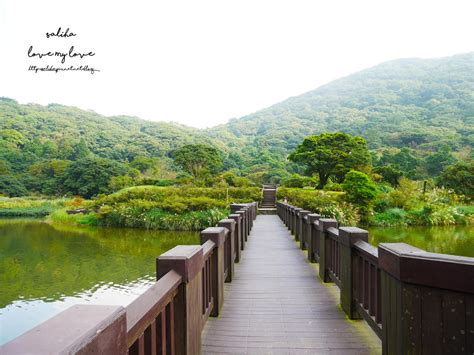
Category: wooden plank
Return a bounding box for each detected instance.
[201,215,381,354]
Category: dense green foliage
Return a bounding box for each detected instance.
[288,132,371,188]
[342,170,378,218]
[62,156,134,198]
[277,187,360,225]
[172,144,223,180]
[48,186,261,231]
[0,53,472,197]
[279,178,472,227]
[280,174,317,188]
[437,161,474,197]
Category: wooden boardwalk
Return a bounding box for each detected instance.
[202,215,381,355]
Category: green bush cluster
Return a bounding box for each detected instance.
[99,207,228,231]
[279,179,472,227]
[277,187,359,225]
[48,186,260,231]
[280,174,317,188]
[372,180,471,226]
[92,186,261,208]
[49,209,100,226]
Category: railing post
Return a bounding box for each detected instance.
[0,305,127,354]
[218,219,236,282]
[339,227,368,319]
[318,218,338,282]
[236,210,247,249]
[378,243,474,355]
[289,206,295,232]
[292,207,302,239]
[298,210,311,250]
[228,214,242,261]
[200,227,226,317]
[242,206,250,237]
[307,214,320,262]
[285,204,291,227]
[288,206,294,232]
[156,245,204,354]
[251,202,257,221]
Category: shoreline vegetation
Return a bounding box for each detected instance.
[1,181,472,231]
[0,186,261,231]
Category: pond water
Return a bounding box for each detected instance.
[367,225,474,257]
[0,219,198,345]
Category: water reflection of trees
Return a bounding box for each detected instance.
[0,220,198,308]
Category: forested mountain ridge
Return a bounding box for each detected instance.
[209,52,473,159]
[0,52,472,195]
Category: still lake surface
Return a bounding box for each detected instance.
[0,219,199,345]
[0,218,472,344]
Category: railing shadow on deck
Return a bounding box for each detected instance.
[277,201,474,355]
[0,203,258,355]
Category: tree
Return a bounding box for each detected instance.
[28,159,71,195]
[62,157,130,198]
[378,148,422,178]
[437,161,474,199]
[425,146,456,176]
[69,138,90,160]
[342,170,378,221]
[172,144,223,179]
[343,170,378,204]
[288,132,371,188]
[130,156,156,174]
[374,164,403,186]
[0,175,28,196]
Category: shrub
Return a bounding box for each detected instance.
[281,174,317,188]
[0,175,28,196]
[373,208,408,226]
[323,182,343,192]
[386,178,421,210]
[277,187,359,225]
[342,170,378,206]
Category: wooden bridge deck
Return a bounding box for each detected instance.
[202,215,381,355]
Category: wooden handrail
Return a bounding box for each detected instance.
[126,270,181,351]
[202,239,215,260]
[276,201,474,354]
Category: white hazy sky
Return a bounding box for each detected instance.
[0,0,473,128]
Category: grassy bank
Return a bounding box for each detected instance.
[0,197,68,217]
[49,186,261,231]
[49,207,228,231]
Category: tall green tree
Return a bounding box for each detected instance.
[342,170,378,221]
[172,144,223,179]
[288,132,371,188]
[0,175,28,196]
[437,161,474,199]
[62,157,130,198]
[425,146,456,176]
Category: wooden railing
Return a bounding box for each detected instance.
[126,270,181,354]
[1,202,258,355]
[277,201,474,355]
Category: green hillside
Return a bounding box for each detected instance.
[0,52,472,196]
[210,52,473,164]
